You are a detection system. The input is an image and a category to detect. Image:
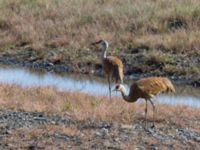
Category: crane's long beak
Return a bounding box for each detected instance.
[91,40,101,45]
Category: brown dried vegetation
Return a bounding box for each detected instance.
[0,0,199,80]
[0,83,199,130]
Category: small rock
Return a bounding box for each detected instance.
[132,124,143,130]
[101,128,109,137]
[121,124,133,130]
[194,136,200,142]
[95,132,101,136]
[114,138,120,143]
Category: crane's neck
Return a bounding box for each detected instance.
[101,45,107,60]
[120,89,137,103]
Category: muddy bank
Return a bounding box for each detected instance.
[0,109,199,149]
[0,48,199,87]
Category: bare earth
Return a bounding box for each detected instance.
[0,109,199,150]
[0,84,199,149]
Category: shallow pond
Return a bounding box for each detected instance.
[0,66,200,107]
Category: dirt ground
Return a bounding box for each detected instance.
[0,109,199,150]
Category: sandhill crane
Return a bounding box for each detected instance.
[112,77,175,127]
[91,40,123,100]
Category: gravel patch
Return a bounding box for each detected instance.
[0,109,199,149]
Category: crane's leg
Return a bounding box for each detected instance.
[145,100,148,128]
[149,99,156,128]
[107,75,111,100]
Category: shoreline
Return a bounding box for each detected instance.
[0,55,199,88]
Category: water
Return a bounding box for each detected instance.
[0,66,200,108]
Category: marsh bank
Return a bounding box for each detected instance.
[0,46,199,88]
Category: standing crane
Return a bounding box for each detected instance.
[112,77,175,127]
[91,40,123,100]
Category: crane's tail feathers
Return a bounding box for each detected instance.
[164,78,175,93]
[113,66,123,84]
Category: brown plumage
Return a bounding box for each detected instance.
[103,56,123,84]
[92,40,123,100]
[113,77,175,127]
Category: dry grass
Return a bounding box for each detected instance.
[0,83,200,130]
[0,0,199,53]
[0,0,199,79]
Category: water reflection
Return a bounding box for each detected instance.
[0,66,200,107]
[0,66,109,95]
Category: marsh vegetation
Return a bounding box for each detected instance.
[0,0,199,84]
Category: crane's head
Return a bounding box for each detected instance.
[112,84,126,93]
[91,39,109,50]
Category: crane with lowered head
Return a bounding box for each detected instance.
[91,39,123,100]
[112,77,175,127]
